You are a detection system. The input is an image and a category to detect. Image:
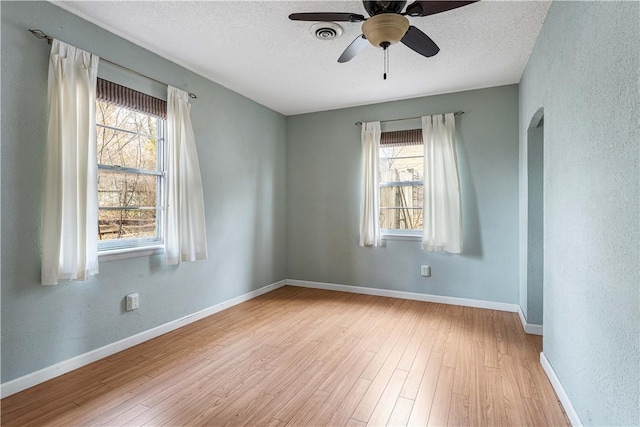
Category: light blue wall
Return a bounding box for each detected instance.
[1,2,287,383]
[519,1,639,425]
[287,86,520,303]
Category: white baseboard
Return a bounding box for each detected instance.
[0,280,286,399]
[518,306,544,335]
[540,352,583,426]
[286,279,519,313]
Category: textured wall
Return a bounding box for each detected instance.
[287,85,520,303]
[1,2,287,383]
[519,1,639,425]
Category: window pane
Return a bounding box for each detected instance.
[98,172,158,208]
[379,144,423,183]
[380,185,423,230]
[98,209,157,241]
[96,127,158,171]
[96,100,158,136]
[380,208,423,230]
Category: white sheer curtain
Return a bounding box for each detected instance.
[41,40,100,285]
[422,113,463,253]
[165,86,208,264]
[359,121,382,247]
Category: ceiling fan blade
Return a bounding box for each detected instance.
[404,1,477,17]
[288,12,366,22]
[401,26,440,57]
[338,35,369,63]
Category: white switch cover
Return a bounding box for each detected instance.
[421,265,431,277]
[126,293,139,311]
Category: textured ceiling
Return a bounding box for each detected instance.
[53,1,551,116]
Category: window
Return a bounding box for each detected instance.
[96,79,167,252]
[379,129,424,236]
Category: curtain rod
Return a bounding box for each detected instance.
[355,111,464,126]
[28,29,197,99]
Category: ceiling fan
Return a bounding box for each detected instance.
[289,1,477,68]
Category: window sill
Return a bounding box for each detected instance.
[98,245,164,262]
[382,233,422,242]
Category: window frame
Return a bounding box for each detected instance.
[379,137,424,239]
[96,101,167,255]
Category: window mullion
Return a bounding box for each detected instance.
[98,164,164,177]
[379,180,423,187]
[96,123,161,140]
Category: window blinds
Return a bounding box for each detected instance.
[380,129,422,147]
[96,78,167,119]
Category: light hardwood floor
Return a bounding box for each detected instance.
[1,286,570,426]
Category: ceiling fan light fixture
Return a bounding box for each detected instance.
[361,13,410,47]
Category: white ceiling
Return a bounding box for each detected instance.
[53,1,551,116]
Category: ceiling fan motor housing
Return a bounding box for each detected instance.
[361,13,410,47]
[363,1,407,16]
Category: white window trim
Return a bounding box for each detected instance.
[381,229,422,241]
[99,245,164,262]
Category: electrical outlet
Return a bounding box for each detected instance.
[126,293,139,311]
[420,265,431,277]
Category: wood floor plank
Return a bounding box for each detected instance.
[284,389,330,426]
[24,375,153,426]
[14,402,80,427]
[0,286,569,427]
[218,392,275,427]
[492,310,510,356]
[396,304,431,372]
[447,393,470,427]
[484,367,509,426]
[452,330,474,397]
[347,418,368,427]
[206,351,324,425]
[93,403,149,426]
[260,360,330,423]
[468,340,488,426]
[305,351,375,426]
[441,306,463,369]
[326,378,373,427]
[499,354,527,426]
[502,311,525,359]
[469,306,485,343]
[204,343,284,394]
[426,366,455,426]
[123,376,221,426]
[265,418,287,427]
[352,306,420,422]
[406,352,444,426]
[522,396,551,426]
[364,298,410,354]
[399,328,436,400]
[320,297,401,393]
[387,396,414,427]
[361,300,420,380]
[365,369,408,426]
[482,310,501,368]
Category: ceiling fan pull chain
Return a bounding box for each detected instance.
[383,46,388,80]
